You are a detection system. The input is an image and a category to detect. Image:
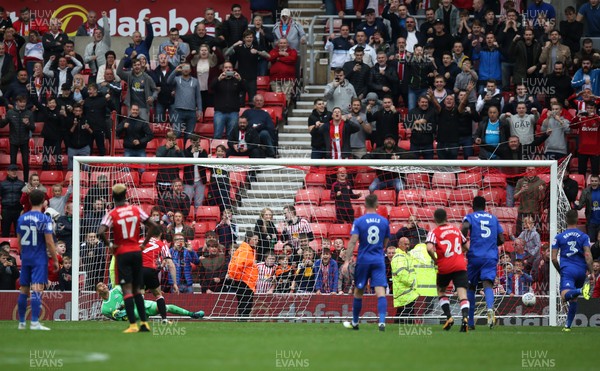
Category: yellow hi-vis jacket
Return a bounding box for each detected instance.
[391,249,419,308]
[410,243,438,296]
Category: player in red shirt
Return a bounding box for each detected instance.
[426,208,470,333]
[141,234,179,323]
[572,101,600,176]
[98,184,159,333]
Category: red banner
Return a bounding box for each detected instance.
[1,291,599,326]
[5,1,251,37]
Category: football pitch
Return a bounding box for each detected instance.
[0,321,597,371]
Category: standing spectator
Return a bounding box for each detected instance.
[437,53,461,91]
[96,51,120,85]
[539,30,572,76]
[540,102,571,161]
[49,178,72,217]
[369,51,398,99]
[167,63,203,140]
[20,174,48,213]
[65,103,93,170]
[3,70,29,109]
[434,0,460,37]
[427,19,455,65]
[249,15,274,76]
[183,135,208,208]
[506,259,533,295]
[364,135,413,193]
[116,104,153,158]
[220,3,249,51]
[347,98,372,159]
[495,9,522,90]
[560,7,584,56]
[0,251,19,289]
[98,68,122,115]
[509,29,542,88]
[530,244,550,294]
[0,7,13,32]
[206,145,231,211]
[13,7,47,35]
[474,106,510,160]
[433,87,470,160]
[577,0,600,37]
[159,28,190,67]
[324,69,356,114]
[38,93,65,172]
[500,103,540,155]
[122,17,154,67]
[43,55,83,94]
[318,107,360,159]
[291,248,317,293]
[356,8,388,42]
[83,83,112,156]
[366,95,400,148]
[151,53,176,124]
[268,38,298,106]
[1,96,34,180]
[454,58,478,104]
[343,47,370,100]
[83,12,110,82]
[79,232,105,291]
[211,62,246,139]
[42,18,68,62]
[226,30,270,105]
[23,31,43,76]
[282,205,314,251]
[336,0,364,32]
[0,164,24,237]
[472,34,503,92]
[216,209,239,251]
[75,10,104,36]
[405,93,438,159]
[314,248,339,294]
[253,207,278,262]
[242,94,277,158]
[155,131,184,197]
[272,9,307,51]
[187,44,224,110]
[182,23,220,53]
[325,25,354,70]
[198,239,227,293]
[575,175,600,243]
[58,256,72,291]
[503,84,542,114]
[573,39,600,70]
[117,57,158,122]
[159,178,191,220]
[332,166,361,223]
[55,203,73,256]
[511,216,541,272]
[545,62,574,108]
[514,167,546,235]
[308,99,331,159]
[199,8,223,38]
[169,233,200,293]
[405,44,435,110]
[227,116,264,158]
[2,27,25,71]
[0,44,16,94]
[348,31,377,67]
[227,232,258,318]
[572,102,600,176]
[571,58,600,95]
[165,212,194,243]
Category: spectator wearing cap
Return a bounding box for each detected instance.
[426,18,455,65]
[122,17,154,68]
[1,96,34,181]
[273,9,307,51]
[356,8,389,43]
[0,164,25,236]
[434,0,460,37]
[314,247,338,294]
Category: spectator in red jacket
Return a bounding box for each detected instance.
[268,38,298,106]
[12,7,48,37]
[20,174,49,212]
[572,101,600,176]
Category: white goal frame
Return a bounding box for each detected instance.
[70,157,561,325]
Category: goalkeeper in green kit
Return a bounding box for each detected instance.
[96,283,204,321]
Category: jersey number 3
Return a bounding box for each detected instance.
[117,216,139,239]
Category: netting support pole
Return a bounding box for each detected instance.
[548,161,558,327]
[71,158,82,321]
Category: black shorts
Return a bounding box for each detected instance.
[142,267,160,290]
[437,270,469,290]
[116,251,143,288]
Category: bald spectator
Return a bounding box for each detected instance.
[242,94,277,158]
[199,8,223,38]
[269,38,298,106]
[76,10,105,36]
[122,16,154,67]
[42,18,68,62]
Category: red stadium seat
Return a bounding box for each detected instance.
[423,190,448,206]
[305,172,327,188]
[482,174,507,188]
[350,189,369,205]
[447,206,470,222]
[457,172,483,189]
[39,171,64,186]
[354,172,377,188]
[376,205,390,218]
[145,139,159,155]
[568,174,585,189]
[312,204,336,223]
[396,189,422,206]
[354,205,365,218]
[0,237,20,253]
[320,190,334,205]
[128,187,157,204]
[295,188,322,205]
[229,171,248,188]
[294,204,313,220]
[449,189,477,206]
[389,206,414,222]
[0,137,9,153]
[263,92,287,108]
[113,139,125,155]
[479,189,507,206]
[406,173,430,189]
[310,223,329,238]
[373,189,396,205]
[139,203,154,216]
[113,171,141,187]
[413,206,436,221]
[196,123,215,137]
[537,173,551,184]
[489,207,518,222]
[262,107,283,124]
[257,76,270,91]
[210,139,228,155]
[328,223,352,239]
[500,222,516,238]
[33,122,44,136]
[140,171,158,186]
[432,173,456,189]
[150,122,171,137]
[29,137,44,154]
[195,206,221,222]
[390,223,403,235]
[203,107,215,123]
[398,140,410,151]
[194,221,217,238]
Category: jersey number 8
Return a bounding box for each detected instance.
[367,226,380,244]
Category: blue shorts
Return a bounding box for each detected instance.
[560,269,586,291]
[354,262,388,290]
[467,258,497,287]
[19,262,48,286]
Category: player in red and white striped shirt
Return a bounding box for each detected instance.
[141,235,179,323]
[256,254,277,293]
[426,208,471,333]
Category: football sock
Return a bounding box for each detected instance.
[17,293,28,323]
[166,304,192,316]
[377,296,387,324]
[439,296,451,319]
[124,294,136,324]
[31,291,42,323]
[564,289,581,301]
[566,301,578,328]
[352,297,362,325]
[484,287,494,309]
[134,294,147,321]
[156,296,167,319]
[467,290,476,326]
[460,299,470,320]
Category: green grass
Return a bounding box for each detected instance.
[0,321,597,371]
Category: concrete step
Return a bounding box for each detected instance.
[296,100,314,108]
[246,189,297,199]
[250,182,304,191]
[298,92,324,99]
[284,125,309,133]
[288,117,308,124]
[290,108,313,116]
[305,85,327,91]
[278,140,311,148]
[256,170,306,183]
[278,148,311,158]
[279,134,311,143]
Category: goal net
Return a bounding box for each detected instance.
[70,157,567,325]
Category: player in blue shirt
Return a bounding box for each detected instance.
[551,210,594,332]
[342,194,390,331]
[461,196,504,329]
[16,190,59,330]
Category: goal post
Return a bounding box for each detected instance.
[70,156,565,325]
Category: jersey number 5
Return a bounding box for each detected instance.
[480,220,491,238]
[117,216,139,239]
[441,239,462,258]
